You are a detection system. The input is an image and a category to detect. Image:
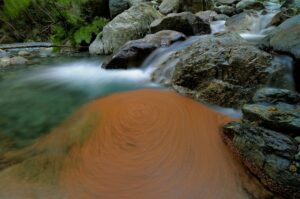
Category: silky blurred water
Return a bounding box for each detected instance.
[0,55,156,150]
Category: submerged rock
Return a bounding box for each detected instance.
[223,122,300,198]
[150,12,211,36]
[152,33,286,107]
[89,3,162,55]
[103,30,187,69]
[270,14,300,59]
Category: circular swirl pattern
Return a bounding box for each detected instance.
[60,89,250,199]
[0,89,271,198]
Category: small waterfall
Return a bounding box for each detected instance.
[210,20,226,33]
[25,60,156,98]
[239,2,281,42]
[142,36,201,78]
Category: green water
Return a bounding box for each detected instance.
[0,55,102,151]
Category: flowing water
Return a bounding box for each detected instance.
[0,14,293,196]
[0,51,276,198]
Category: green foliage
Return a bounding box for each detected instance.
[3,0,31,19]
[0,0,109,47]
[74,17,108,45]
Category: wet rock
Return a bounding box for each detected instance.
[242,103,300,134]
[223,122,300,198]
[18,50,30,57]
[196,10,218,22]
[0,56,28,67]
[214,5,235,15]
[89,3,162,55]
[109,0,129,18]
[0,49,7,58]
[150,12,211,36]
[151,33,286,107]
[0,57,11,67]
[253,88,300,105]
[158,0,214,14]
[226,11,259,32]
[103,30,186,69]
[128,0,151,6]
[212,13,230,20]
[270,14,300,59]
[236,0,264,11]
[194,80,253,107]
[268,7,299,26]
[295,137,300,143]
[216,0,237,5]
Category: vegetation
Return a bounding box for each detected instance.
[0,0,109,47]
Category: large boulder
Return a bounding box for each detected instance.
[103,30,187,69]
[270,14,300,59]
[151,33,287,107]
[89,3,162,55]
[223,122,300,198]
[150,12,211,36]
[158,0,214,14]
[222,88,300,198]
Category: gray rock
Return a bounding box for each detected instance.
[10,56,28,65]
[0,56,28,67]
[128,0,150,6]
[109,0,129,18]
[158,0,214,14]
[236,0,264,11]
[214,5,235,15]
[242,103,300,134]
[151,33,286,107]
[216,0,237,5]
[253,88,300,105]
[226,11,259,32]
[18,50,30,57]
[223,122,300,198]
[103,30,186,69]
[270,14,300,59]
[152,33,283,107]
[150,12,211,36]
[89,3,162,55]
[195,10,218,22]
[0,57,11,67]
[268,7,300,27]
[0,49,7,58]
[295,137,300,143]
[212,13,229,20]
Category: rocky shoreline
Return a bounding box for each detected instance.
[88,0,299,198]
[1,0,300,198]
